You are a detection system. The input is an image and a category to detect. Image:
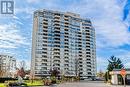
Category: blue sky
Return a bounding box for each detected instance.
[0,0,130,72]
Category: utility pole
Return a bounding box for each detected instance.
[120,69,126,87]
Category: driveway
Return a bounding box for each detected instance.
[35,81,130,87]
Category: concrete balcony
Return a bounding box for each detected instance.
[54,32,60,35]
[64,17,69,20]
[64,51,69,53]
[64,21,69,24]
[54,39,60,41]
[64,57,69,60]
[53,64,60,68]
[42,20,48,23]
[54,22,60,25]
[54,25,60,28]
[54,18,60,22]
[53,54,60,56]
[64,62,69,65]
[54,28,60,31]
[54,15,60,18]
[64,27,69,29]
[64,25,69,28]
[43,24,48,27]
[53,60,60,64]
[84,26,91,29]
[53,56,60,60]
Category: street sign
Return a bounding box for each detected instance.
[120,69,126,77]
[120,69,126,87]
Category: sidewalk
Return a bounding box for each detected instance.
[109,85,130,87]
[31,82,130,87]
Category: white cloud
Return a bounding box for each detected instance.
[13,16,20,20]
[15,7,35,15]
[64,0,130,48]
[27,0,41,3]
[0,23,29,48]
[116,52,130,68]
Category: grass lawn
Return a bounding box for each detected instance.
[0,80,44,87]
[0,83,6,87]
[26,80,44,86]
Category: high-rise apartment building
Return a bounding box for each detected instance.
[0,54,16,77]
[31,9,96,79]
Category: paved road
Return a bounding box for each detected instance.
[56,81,127,87]
[37,81,130,87]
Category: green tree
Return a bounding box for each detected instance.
[49,68,60,77]
[107,56,124,71]
[49,68,60,84]
[17,67,26,78]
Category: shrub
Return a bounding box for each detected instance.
[0,77,17,83]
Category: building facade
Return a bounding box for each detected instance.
[0,54,16,77]
[31,9,96,79]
